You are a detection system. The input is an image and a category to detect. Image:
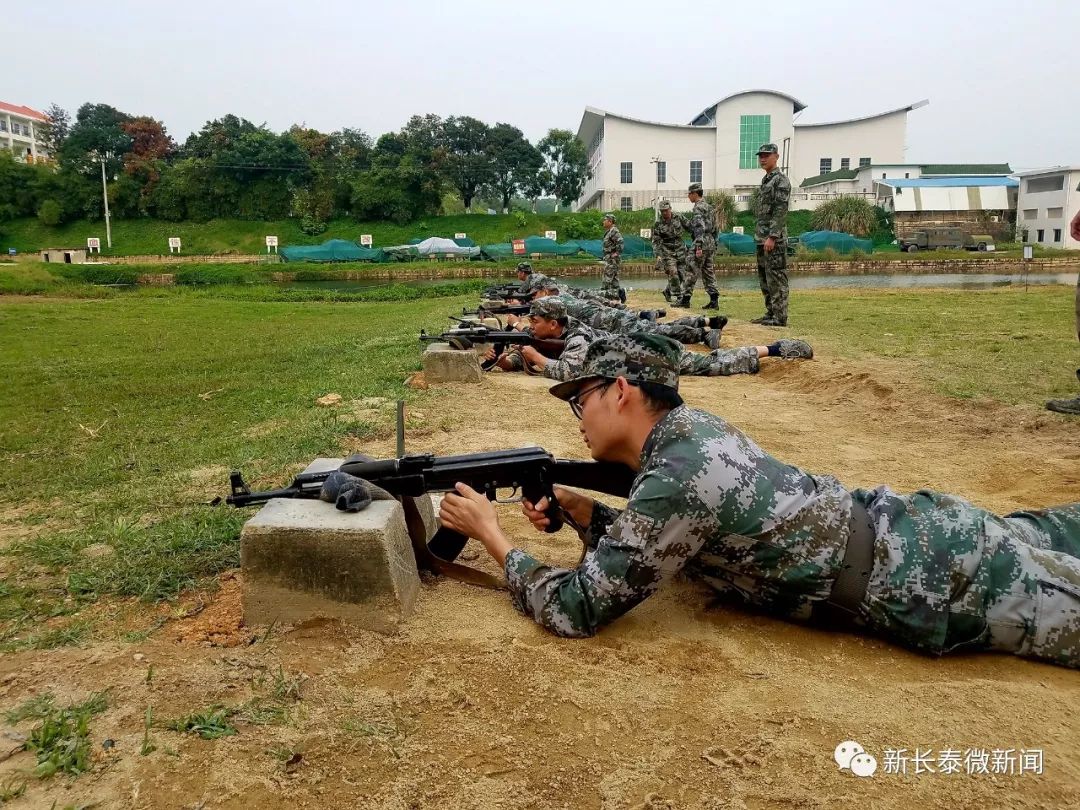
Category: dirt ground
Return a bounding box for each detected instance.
[1,314,1079,810]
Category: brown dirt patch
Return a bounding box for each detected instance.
[0,314,1078,809]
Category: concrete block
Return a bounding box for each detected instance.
[240,458,424,634]
[422,342,484,383]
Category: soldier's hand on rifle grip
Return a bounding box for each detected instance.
[522,487,593,534]
[439,482,502,545]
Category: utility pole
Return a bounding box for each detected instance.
[649,155,662,214]
[99,155,112,249]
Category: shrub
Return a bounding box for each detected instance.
[37,199,63,226]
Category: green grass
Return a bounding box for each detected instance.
[2,691,110,779]
[0,280,1076,653]
[164,705,238,740]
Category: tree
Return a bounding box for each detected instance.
[39,103,71,155]
[519,167,553,213]
[811,197,877,236]
[59,103,133,176]
[706,191,738,232]
[537,129,590,211]
[441,116,492,213]
[485,123,542,214]
[350,129,443,224]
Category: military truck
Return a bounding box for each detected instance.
[898,228,994,252]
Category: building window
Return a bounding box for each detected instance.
[620,196,633,212]
[738,115,771,169]
[620,162,632,184]
[1048,207,1064,219]
[656,161,666,183]
[841,158,850,171]
[689,160,702,183]
[1027,175,1065,193]
[1023,208,1038,220]
[859,157,871,167]
[820,158,832,175]
[882,173,887,179]
[1037,229,1045,242]
[0,121,6,132]
[904,172,910,179]
[1054,229,1062,242]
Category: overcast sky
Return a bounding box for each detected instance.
[8,0,1078,172]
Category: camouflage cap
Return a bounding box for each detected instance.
[530,297,567,320]
[756,143,779,155]
[687,182,703,195]
[602,212,616,222]
[516,261,533,273]
[549,333,682,401]
[658,200,672,211]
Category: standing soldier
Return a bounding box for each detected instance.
[753,143,792,326]
[679,183,720,310]
[651,201,687,303]
[601,213,623,297]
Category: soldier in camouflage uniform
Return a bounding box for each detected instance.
[678,182,720,310]
[1045,206,1080,414]
[511,262,555,299]
[539,282,725,349]
[601,213,624,296]
[753,143,792,326]
[484,297,598,378]
[651,201,687,303]
[440,334,1080,668]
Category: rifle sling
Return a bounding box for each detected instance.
[400,495,506,591]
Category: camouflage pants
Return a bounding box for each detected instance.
[857,491,1080,668]
[657,253,686,301]
[756,243,789,324]
[601,256,621,292]
[679,346,760,376]
[682,246,717,298]
[595,311,704,344]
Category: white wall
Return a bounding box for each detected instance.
[710,92,796,190]
[890,185,1013,213]
[791,112,908,186]
[595,116,715,212]
[1016,170,1080,249]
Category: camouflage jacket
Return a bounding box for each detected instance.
[679,199,717,251]
[755,169,791,241]
[651,215,687,258]
[602,226,624,260]
[504,405,1046,654]
[541,318,600,381]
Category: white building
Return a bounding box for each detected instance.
[574,89,928,213]
[1013,167,1080,250]
[0,101,49,162]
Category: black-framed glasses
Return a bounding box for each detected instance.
[568,379,613,420]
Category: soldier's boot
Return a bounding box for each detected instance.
[618,287,627,303]
[708,315,728,331]
[677,295,692,307]
[662,289,672,303]
[705,330,722,351]
[638,310,658,321]
[1046,396,1080,415]
[750,315,771,325]
[775,339,813,360]
[703,293,720,310]
[759,317,786,327]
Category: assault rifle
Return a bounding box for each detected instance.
[419,327,565,370]
[482,283,529,300]
[225,447,638,586]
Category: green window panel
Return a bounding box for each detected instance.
[738,115,771,169]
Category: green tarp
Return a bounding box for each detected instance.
[279,239,391,263]
[716,232,757,256]
[798,230,873,254]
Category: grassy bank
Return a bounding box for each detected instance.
[6,214,1078,261]
[0,282,1077,652]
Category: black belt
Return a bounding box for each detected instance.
[816,501,876,625]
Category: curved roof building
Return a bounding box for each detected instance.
[574,90,929,212]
